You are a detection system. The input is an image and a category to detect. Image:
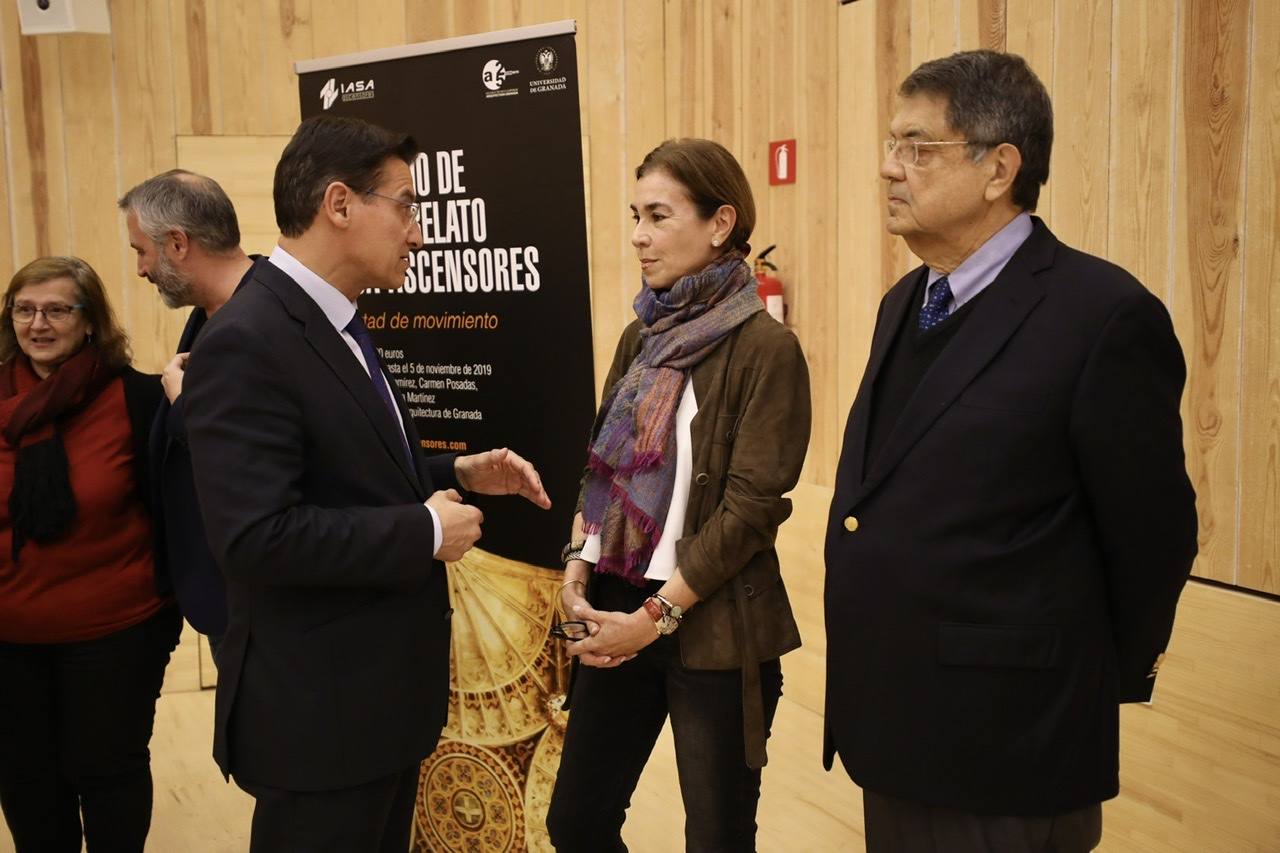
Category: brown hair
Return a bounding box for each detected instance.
[1,256,132,371]
[636,138,756,254]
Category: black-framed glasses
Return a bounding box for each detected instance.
[10,303,85,325]
[550,621,590,641]
[358,188,422,225]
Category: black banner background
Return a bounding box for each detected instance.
[298,32,594,568]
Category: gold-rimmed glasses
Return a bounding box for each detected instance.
[883,137,989,167]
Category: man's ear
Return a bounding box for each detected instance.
[983,142,1023,203]
[167,229,190,261]
[321,181,356,229]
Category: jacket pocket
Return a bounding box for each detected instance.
[937,622,1060,670]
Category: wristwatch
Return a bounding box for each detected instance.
[642,593,684,635]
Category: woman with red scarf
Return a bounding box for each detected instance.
[546,139,812,851]
[0,256,180,853]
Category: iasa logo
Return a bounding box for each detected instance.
[319,77,376,110]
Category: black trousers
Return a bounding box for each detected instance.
[0,605,182,853]
[237,763,420,853]
[546,574,784,853]
[863,790,1103,853]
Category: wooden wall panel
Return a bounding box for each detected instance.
[1239,0,1280,595]
[0,7,70,263]
[977,0,1006,51]
[1175,0,1248,585]
[621,0,667,373]
[308,0,360,61]
[261,0,311,135]
[793,1,839,486]
[356,0,405,51]
[1108,2,1177,300]
[58,36,121,316]
[583,0,627,392]
[836,0,887,432]
[1004,0,1054,216]
[0,111,12,280]
[172,0,220,135]
[111,0,182,371]
[214,0,264,134]
[1049,0,1110,256]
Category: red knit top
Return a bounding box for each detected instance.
[0,377,167,643]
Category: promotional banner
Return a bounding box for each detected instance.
[297,21,591,852]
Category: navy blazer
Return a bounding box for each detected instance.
[823,219,1197,816]
[183,259,456,791]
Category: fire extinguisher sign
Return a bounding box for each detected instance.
[769,139,796,185]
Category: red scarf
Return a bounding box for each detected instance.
[1,347,116,555]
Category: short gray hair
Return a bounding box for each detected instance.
[118,169,241,253]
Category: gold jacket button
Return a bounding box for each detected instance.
[844,516,859,533]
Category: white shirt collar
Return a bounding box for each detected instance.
[268,245,356,333]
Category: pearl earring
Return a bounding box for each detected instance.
[711,239,720,247]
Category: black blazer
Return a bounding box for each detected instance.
[182,260,457,791]
[823,219,1197,816]
[121,367,164,518]
[148,257,260,636]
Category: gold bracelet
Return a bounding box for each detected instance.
[560,579,586,590]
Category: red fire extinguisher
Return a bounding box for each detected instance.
[754,245,785,323]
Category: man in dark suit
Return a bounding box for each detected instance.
[824,51,1198,852]
[182,115,551,852]
[119,169,258,659]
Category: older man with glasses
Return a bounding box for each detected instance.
[823,50,1198,852]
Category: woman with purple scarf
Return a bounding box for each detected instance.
[546,139,812,852]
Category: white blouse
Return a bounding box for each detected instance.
[581,378,696,581]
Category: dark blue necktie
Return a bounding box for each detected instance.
[344,314,413,468]
[918,275,954,332]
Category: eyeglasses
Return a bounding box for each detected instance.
[10,303,85,325]
[550,621,590,641]
[883,137,990,167]
[359,189,422,225]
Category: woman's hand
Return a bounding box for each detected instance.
[567,602,658,666]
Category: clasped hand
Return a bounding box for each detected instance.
[563,600,657,668]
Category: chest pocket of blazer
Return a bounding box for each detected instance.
[937,622,1061,670]
[955,388,1047,414]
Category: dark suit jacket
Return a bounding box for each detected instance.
[183,259,457,791]
[148,258,259,636]
[121,367,164,518]
[823,218,1197,816]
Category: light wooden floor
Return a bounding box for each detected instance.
[3,483,1278,852]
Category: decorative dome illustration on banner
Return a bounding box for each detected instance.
[413,548,570,853]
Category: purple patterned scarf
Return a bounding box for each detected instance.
[582,249,762,584]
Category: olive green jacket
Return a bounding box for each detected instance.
[580,310,812,767]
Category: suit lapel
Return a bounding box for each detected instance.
[837,269,923,494]
[852,221,1057,505]
[257,264,425,497]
